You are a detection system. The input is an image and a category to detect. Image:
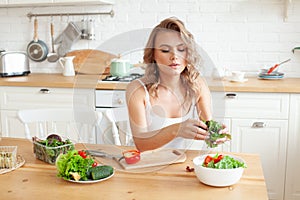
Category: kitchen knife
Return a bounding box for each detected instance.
[86,150,123,160]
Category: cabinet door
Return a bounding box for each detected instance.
[0,87,94,139]
[0,87,94,110]
[211,92,289,119]
[231,119,288,200]
[285,94,300,200]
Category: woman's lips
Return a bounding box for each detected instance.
[169,63,179,69]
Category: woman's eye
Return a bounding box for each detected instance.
[178,48,186,52]
[160,49,170,53]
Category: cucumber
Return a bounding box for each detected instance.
[90,165,114,180]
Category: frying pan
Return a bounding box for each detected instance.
[27,18,48,62]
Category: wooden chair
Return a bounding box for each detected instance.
[17,108,102,144]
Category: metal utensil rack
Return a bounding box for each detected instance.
[27,9,114,20]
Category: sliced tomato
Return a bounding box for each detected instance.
[203,155,213,166]
[214,155,224,163]
[122,149,140,164]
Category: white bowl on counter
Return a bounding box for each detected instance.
[193,154,245,187]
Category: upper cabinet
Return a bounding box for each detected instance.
[0,0,114,7]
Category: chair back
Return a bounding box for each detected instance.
[18,108,101,144]
[102,107,133,146]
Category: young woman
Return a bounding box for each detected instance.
[126,17,213,152]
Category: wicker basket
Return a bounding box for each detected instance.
[33,141,74,165]
[0,146,17,169]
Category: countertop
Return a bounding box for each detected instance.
[0,73,300,93]
[0,137,268,200]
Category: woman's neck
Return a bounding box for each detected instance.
[159,75,182,91]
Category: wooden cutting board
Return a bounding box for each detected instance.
[66,49,117,74]
[116,149,187,170]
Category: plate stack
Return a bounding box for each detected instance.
[258,69,284,80]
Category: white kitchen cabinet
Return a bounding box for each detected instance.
[211,92,289,119]
[211,91,289,200]
[231,119,288,200]
[0,86,95,142]
[285,94,300,200]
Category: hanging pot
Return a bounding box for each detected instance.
[27,18,48,62]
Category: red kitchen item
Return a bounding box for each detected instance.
[267,58,291,74]
[122,149,141,164]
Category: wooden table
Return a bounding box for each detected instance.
[0,138,268,200]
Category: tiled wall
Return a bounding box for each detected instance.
[0,0,300,77]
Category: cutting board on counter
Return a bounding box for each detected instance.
[66,49,117,74]
[116,149,187,170]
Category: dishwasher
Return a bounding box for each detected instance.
[95,89,133,146]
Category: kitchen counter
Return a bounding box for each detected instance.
[0,73,300,93]
[0,137,268,200]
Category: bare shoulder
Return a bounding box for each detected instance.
[126,78,147,101]
[196,75,209,86]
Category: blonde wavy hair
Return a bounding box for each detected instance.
[143,17,202,102]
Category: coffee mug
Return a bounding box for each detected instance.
[231,71,245,81]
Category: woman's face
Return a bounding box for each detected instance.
[154,30,187,76]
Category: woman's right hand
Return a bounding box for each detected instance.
[177,119,209,140]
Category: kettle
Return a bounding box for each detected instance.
[59,56,75,76]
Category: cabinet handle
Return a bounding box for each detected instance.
[252,122,266,128]
[117,98,124,105]
[39,88,50,94]
[225,93,237,99]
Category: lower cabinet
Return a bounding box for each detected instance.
[0,86,95,143]
[231,119,288,200]
[211,91,290,200]
[285,94,300,200]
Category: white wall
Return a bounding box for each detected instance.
[0,0,300,77]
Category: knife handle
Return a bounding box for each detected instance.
[267,64,278,74]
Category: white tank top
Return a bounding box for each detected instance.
[136,79,198,149]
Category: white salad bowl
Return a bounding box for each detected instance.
[193,154,245,187]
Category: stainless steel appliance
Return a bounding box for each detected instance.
[0,51,30,77]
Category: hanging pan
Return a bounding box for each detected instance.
[27,18,48,62]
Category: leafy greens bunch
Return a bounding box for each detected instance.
[205,120,231,148]
[56,150,95,181]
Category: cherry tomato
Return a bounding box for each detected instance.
[122,149,140,164]
[92,161,98,167]
[78,150,87,159]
